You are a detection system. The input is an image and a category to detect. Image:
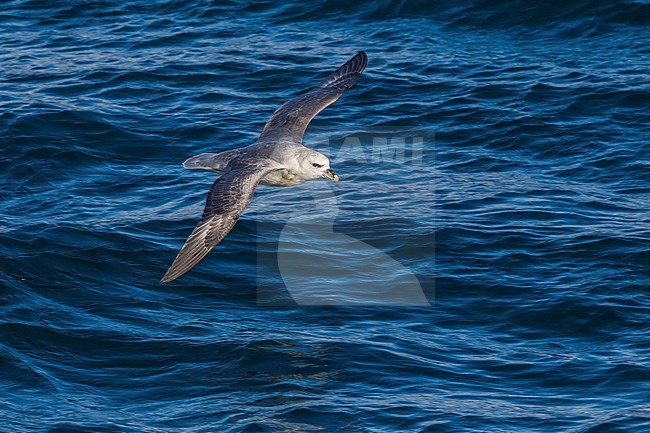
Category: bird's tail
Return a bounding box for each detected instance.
[183,151,236,173]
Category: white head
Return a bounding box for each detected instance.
[297,149,339,182]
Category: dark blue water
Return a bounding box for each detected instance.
[1,0,649,431]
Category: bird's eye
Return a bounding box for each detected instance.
[312,163,323,168]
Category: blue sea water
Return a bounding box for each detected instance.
[1,0,649,431]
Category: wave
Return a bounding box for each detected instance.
[7,0,650,35]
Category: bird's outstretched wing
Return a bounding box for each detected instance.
[259,51,367,142]
[161,159,283,284]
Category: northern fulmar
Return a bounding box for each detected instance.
[161,51,368,284]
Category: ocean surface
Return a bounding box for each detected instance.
[1,0,649,431]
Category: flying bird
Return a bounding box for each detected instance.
[161,51,368,284]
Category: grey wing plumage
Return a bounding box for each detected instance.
[259,51,367,142]
[160,160,283,284]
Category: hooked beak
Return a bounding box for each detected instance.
[324,168,339,183]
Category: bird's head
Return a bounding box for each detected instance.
[299,149,339,182]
